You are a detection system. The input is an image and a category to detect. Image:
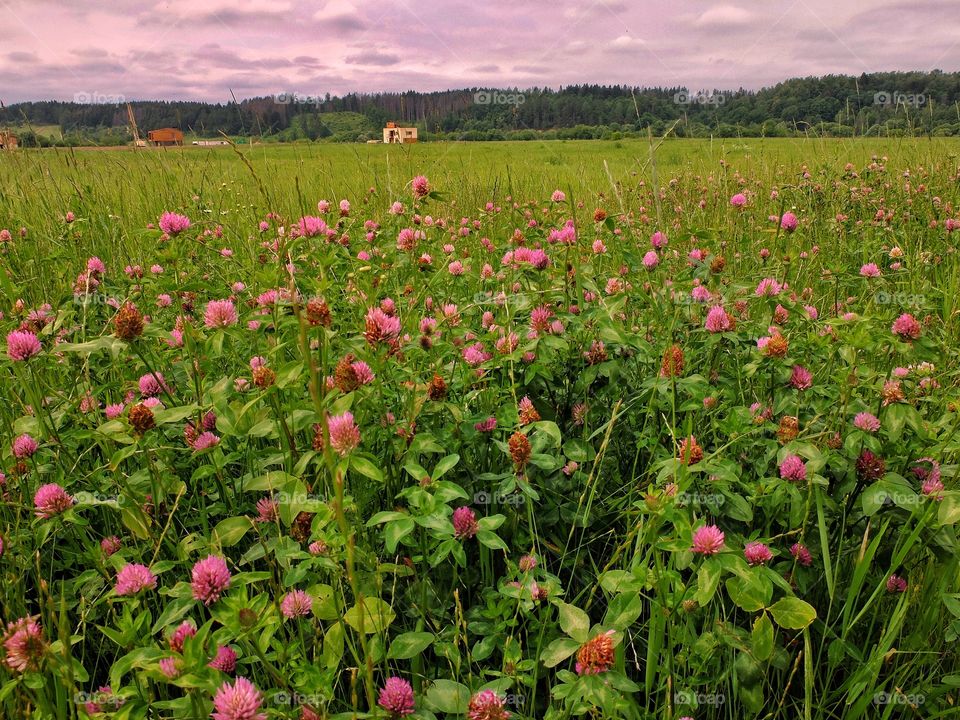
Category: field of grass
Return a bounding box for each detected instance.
[1,137,959,719]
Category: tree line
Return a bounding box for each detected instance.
[3,70,960,145]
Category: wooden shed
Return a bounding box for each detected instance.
[0,131,17,150]
[147,128,184,146]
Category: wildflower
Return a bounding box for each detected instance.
[211,677,266,720]
[882,380,905,406]
[114,302,145,340]
[705,305,734,332]
[777,416,799,443]
[378,677,415,718]
[412,175,430,198]
[678,436,703,465]
[660,344,684,377]
[364,307,401,345]
[193,432,220,451]
[158,212,191,235]
[138,372,169,397]
[159,657,182,679]
[3,618,45,672]
[853,412,880,432]
[692,525,724,555]
[779,454,807,482]
[550,190,566,202]
[467,689,511,720]
[575,630,616,675]
[209,645,237,673]
[101,536,122,556]
[518,554,537,572]
[642,250,659,269]
[886,574,907,593]
[789,365,812,390]
[128,403,156,434]
[205,299,238,328]
[326,412,361,455]
[280,590,313,619]
[6,330,41,360]
[508,431,531,470]
[860,263,881,277]
[34,483,72,518]
[780,212,798,232]
[730,192,747,207]
[790,543,813,566]
[755,277,783,297]
[115,563,157,596]
[891,313,921,340]
[306,298,331,326]
[856,450,886,482]
[255,497,278,522]
[191,556,231,605]
[427,374,447,400]
[744,542,773,566]
[12,433,38,458]
[453,507,478,539]
[518,396,540,425]
[474,417,497,432]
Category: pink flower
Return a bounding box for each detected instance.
[744,542,773,566]
[205,299,238,328]
[192,431,220,452]
[467,689,510,720]
[212,677,266,720]
[34,484,72,518]
[463,342,492,366]
[169,620,196,652]
[692,525,724,555]
[642,250,659,269]
[860,263,881,277]
[6,330,41,360]
[518,554,537,572]
[886,574,907,593]
[550,190,566,202]
[12,433,38,458]
[138,372,169,397]
[789,365,812,390]
[755,277,783,297]
[209,645,237,673]
[474,416,497,432]
[705,305,733,333]
[101,536,122,555]
[159,657,181,679]
[191,556,231,605]
[780,212,798,232]
[730,193,747,207]
[853,412,880,432]
[327,412,361,455]
[115,563,157,595]
[891,313,921,340]
[453,507,478,539]
[378,676,415,717]
[3,617,44,672]
[280,589,314,619]
[412,175,430,198]
[790,543,813,566]
[650,231,667,249]
[779,454,807,482]
[158,212,191,235]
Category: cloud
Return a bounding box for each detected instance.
[695,5,752,28]
[7,51,38,63]
[345,50,400,66]
[608,35,645,53]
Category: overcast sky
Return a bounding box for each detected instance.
[0,0,957,103]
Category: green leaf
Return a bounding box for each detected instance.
[213,516,253,547]
[540,637,581,667]
[384,517,415,553]
[343,597,395,634]
[604,593,643,630]
[769,597,817,629]
[695,558,722,605]
[431,454,460,480]
[387,631,434,659]
[557,601,590,643]
[752,612,774,661]
[350,455,384,482]
[725,571,772,613]
[425,680,470,714]
[476,529,508,551]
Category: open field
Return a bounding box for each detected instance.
[0,138,959,719]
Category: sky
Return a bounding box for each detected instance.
[0,0,958,104]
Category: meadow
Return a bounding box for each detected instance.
[0,137,959,719]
